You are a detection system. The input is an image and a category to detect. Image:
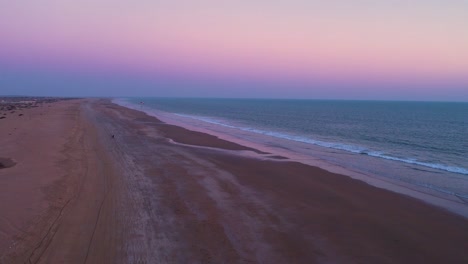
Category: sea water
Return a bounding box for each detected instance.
[119,98,468,199]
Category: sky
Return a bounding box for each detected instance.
[1,0,467,101]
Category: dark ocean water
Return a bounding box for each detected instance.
[124,98,468,196]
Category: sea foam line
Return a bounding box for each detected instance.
[174,113,468,176]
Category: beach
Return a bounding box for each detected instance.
[1,98,468,263]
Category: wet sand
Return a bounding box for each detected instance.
[1,99,468,263]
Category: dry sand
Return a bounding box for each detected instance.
[1,99,468,263]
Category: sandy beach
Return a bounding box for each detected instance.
[1,98,468,263]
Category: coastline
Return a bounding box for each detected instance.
[1,98,468,263]
[115,99,468,218]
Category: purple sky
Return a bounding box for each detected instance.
[1,1,467,101]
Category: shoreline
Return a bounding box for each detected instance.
[1,98,468,263]
[114,99,468,218]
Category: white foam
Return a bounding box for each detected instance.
[172,112,468,176]
[366,152,468,175]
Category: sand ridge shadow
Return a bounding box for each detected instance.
[0,158,16,169]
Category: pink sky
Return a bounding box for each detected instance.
[1,1,467,99]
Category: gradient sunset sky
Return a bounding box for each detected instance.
[1,1,467,100]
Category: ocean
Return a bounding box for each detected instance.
[118,98,468,199]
